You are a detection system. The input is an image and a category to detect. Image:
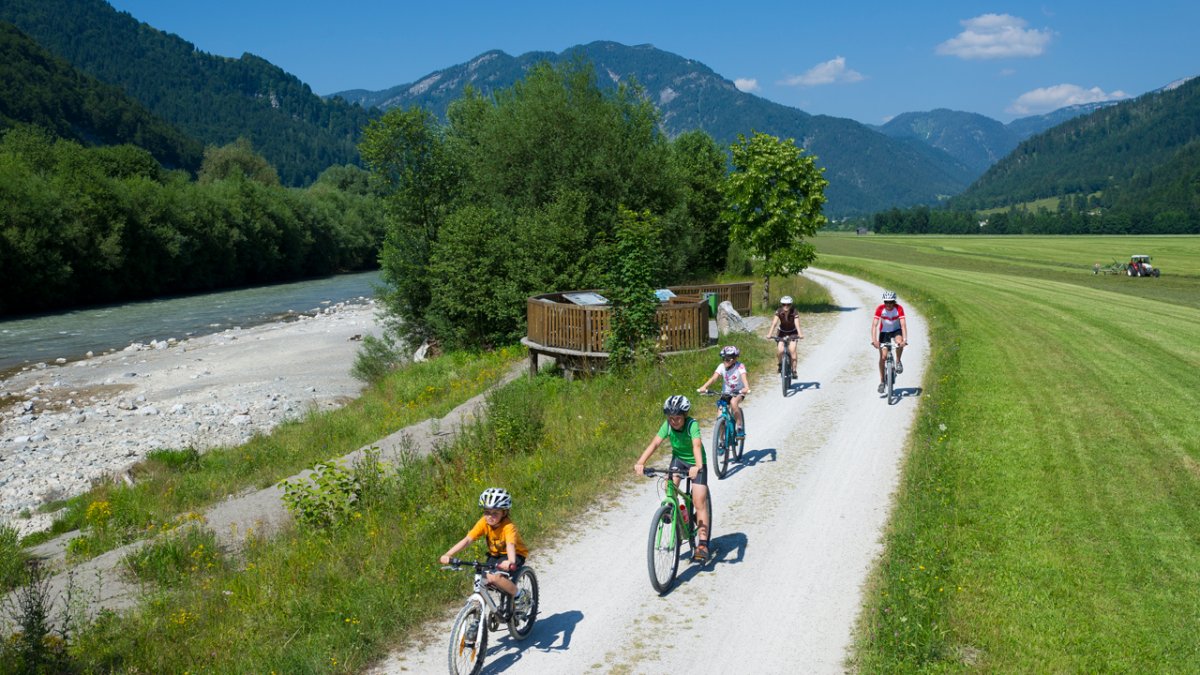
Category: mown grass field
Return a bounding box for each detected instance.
[7,277,830,672]
[818,234,1200,672]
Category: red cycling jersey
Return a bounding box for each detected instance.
[874,303,905,333]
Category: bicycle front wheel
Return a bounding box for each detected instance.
[885,358,895,404]
[647,503,681,594]
[711,416,729,479]
[507,567,539,640]
[782,354,792,396]
[448,598,487,675]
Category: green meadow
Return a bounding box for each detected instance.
[819,234,1200,672]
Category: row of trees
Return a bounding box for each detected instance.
[362,61,827,351]
[0,126,384,315]
[873,201,1200,235]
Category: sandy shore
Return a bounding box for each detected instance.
[0,301,382,535]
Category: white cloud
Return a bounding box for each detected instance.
[1006,84,1129,114]
[734,78,760,92]
[780,56,865,87]
[936,14,1052,59]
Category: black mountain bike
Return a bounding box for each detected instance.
[774,335,798,396]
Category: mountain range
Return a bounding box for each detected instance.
[0,0,376,186]
[3,0,1192,220]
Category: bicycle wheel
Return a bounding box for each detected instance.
[780,353,789,396]
[507,567,539,640]
[735,408,746,460]
[711,416,729,479]
[885,358,895,404]
[448,598,487,675]
[647,503,680,594]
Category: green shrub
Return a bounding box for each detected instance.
[0,525,29,593]
[351,334,405,384]
[279,461,360,528]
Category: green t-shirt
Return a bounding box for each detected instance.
[657,417,704,465]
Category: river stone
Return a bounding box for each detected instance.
[716,301,750,335]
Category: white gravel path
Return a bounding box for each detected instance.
[368,269,927,674]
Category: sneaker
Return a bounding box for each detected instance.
[736,427,745,439]
[692,544,709,562]
[514,589,531,619]
[877,382,886,394]
[896,361,904,374]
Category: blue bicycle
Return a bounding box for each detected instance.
[702,392,744,478]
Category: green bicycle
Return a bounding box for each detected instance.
[643,466,713,593]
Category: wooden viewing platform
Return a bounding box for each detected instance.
[522,282,752,376]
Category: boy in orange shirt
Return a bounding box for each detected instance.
[439,487,530,607]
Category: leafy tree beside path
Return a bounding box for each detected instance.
[723,131,828,308]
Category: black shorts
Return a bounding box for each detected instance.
[486,554,526,577]
[670,455,708,487]
[878,330,902,343]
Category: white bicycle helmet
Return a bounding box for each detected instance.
[881,290,897,302]
[720,345,740,359]
[663,395,691,416]
[780,295,794,304]
[479,487,512,510]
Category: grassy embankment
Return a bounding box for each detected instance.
[9,277,828,672]
[19,348,522,559]
[817,233,1200,671]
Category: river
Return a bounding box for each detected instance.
[0,270,381,372]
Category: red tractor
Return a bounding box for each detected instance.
[1126,255,1160,277]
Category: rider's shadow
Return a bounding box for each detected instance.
[484,610,583,673]
[887,386,923,403]
[724,447,777,478]
[672,531,749,588]
[785,381,820,397]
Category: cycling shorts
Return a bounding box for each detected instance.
[486,554,526,578]
[669,455,708,487]
[878,330,902,343]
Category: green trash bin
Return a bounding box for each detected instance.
[702,292,718,317]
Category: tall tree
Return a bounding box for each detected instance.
[722,132,828,308]
[359,107,459,344]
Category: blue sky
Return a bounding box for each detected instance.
[106,0,1198,124]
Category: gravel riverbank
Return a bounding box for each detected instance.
[0,300,381,536]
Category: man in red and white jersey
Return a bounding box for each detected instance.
[870,290,908,393]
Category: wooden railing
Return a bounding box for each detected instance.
[525,282,750,358]
[668,282,753,315]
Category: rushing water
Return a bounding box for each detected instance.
[0,271,382,372]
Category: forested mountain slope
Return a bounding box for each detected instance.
[0,22,201,170]
[338,41,974,216]
[951,76,1200,211]
[0,0,377,186]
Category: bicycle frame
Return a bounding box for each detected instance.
[648,467,697,539]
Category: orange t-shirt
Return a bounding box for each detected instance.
[467,516,529,558]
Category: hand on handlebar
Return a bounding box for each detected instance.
[634,462,645,477]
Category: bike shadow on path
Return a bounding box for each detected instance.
[482,609,584,673]
[883,386,923,404]
[669,531,750,591]
[784,380,820,397]
[723,447,777,479]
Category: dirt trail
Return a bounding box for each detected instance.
[368,269,927,674]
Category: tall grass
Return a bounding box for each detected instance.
[64,333,779,672]
[27,347,520,556]
[821,236,1200,671]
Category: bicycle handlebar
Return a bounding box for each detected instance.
[442,558,500,572]
[643,467,690,478]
